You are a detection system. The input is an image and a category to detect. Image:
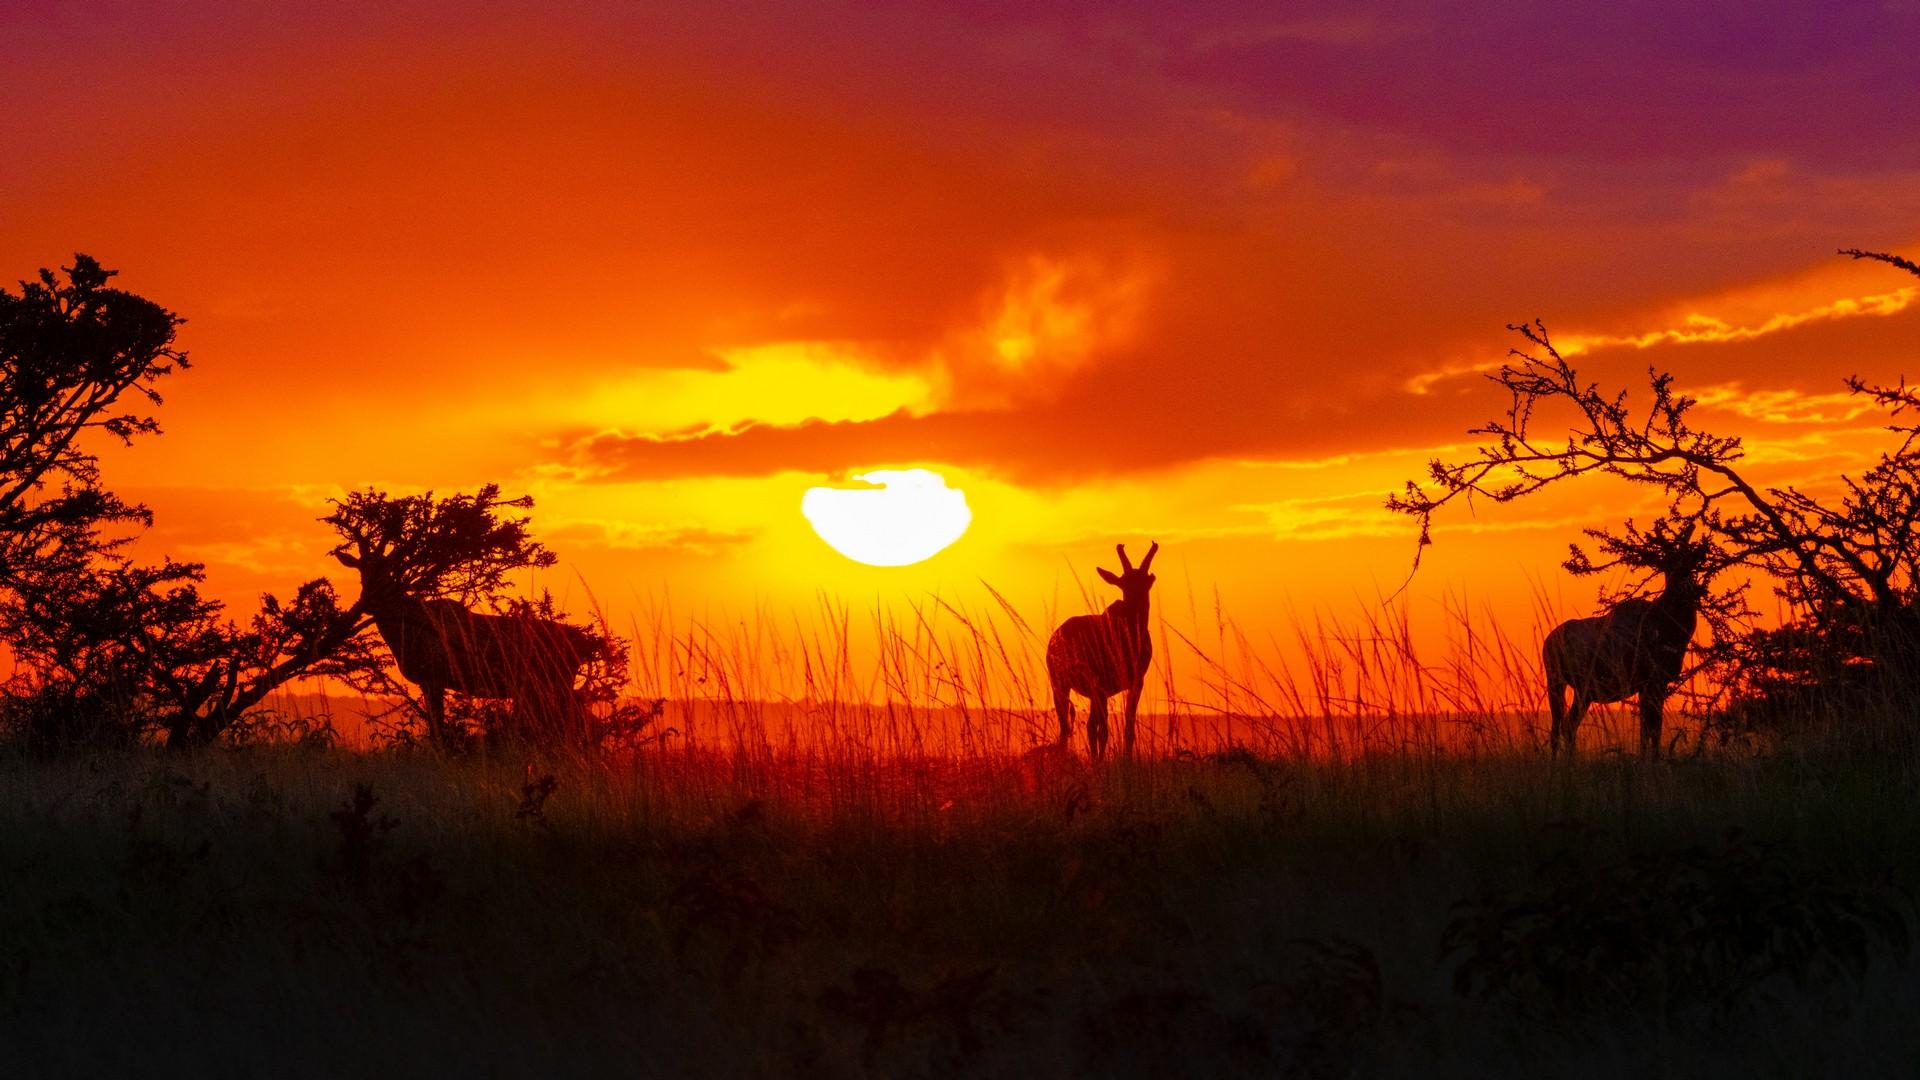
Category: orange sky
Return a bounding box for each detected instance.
[6,2,1920,706]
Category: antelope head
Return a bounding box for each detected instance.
[1646,519,1715,601]
[1097,541,1159,618]
[330,536,410,613]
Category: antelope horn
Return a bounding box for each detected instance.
[1141,541,1159,571]
[1116,543,1132,571]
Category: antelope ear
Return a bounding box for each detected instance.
[1097,567,1122,586]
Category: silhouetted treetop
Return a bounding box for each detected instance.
[0,254,187,581]
[324,485,558,604]
[1387,319,1745,556]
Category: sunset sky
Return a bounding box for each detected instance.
[6,2,1920,699]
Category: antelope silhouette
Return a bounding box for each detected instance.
[333,545,596,744]
[1543,528,1708,759]
[1048,542,1157,760]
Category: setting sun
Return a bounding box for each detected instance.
[800,469,972,566]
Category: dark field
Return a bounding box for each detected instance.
[4,740,1917,1078]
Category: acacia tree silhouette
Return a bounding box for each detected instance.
[0,254,201,745]
[1390,248,1920,736]
[0,256,386,746]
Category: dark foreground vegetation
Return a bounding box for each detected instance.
[3,740,1917,1078]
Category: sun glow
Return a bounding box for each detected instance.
[801,469,972,566]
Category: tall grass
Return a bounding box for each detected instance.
[254,575,1738,774]
[396,582,1666,760]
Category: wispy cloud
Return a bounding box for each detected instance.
[1556,288,1917,356]
[1693,384,1878,425]
[543,520,757,555]
[1231,489,1624,545]
[1407,283,1919,396]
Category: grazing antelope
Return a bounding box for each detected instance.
[1048,542,1158,760]
[1542,530,1708,759]
[334,545,597,745]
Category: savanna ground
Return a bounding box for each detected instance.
[4,711,1918,1078]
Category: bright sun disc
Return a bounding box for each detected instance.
[801,469,972,566]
